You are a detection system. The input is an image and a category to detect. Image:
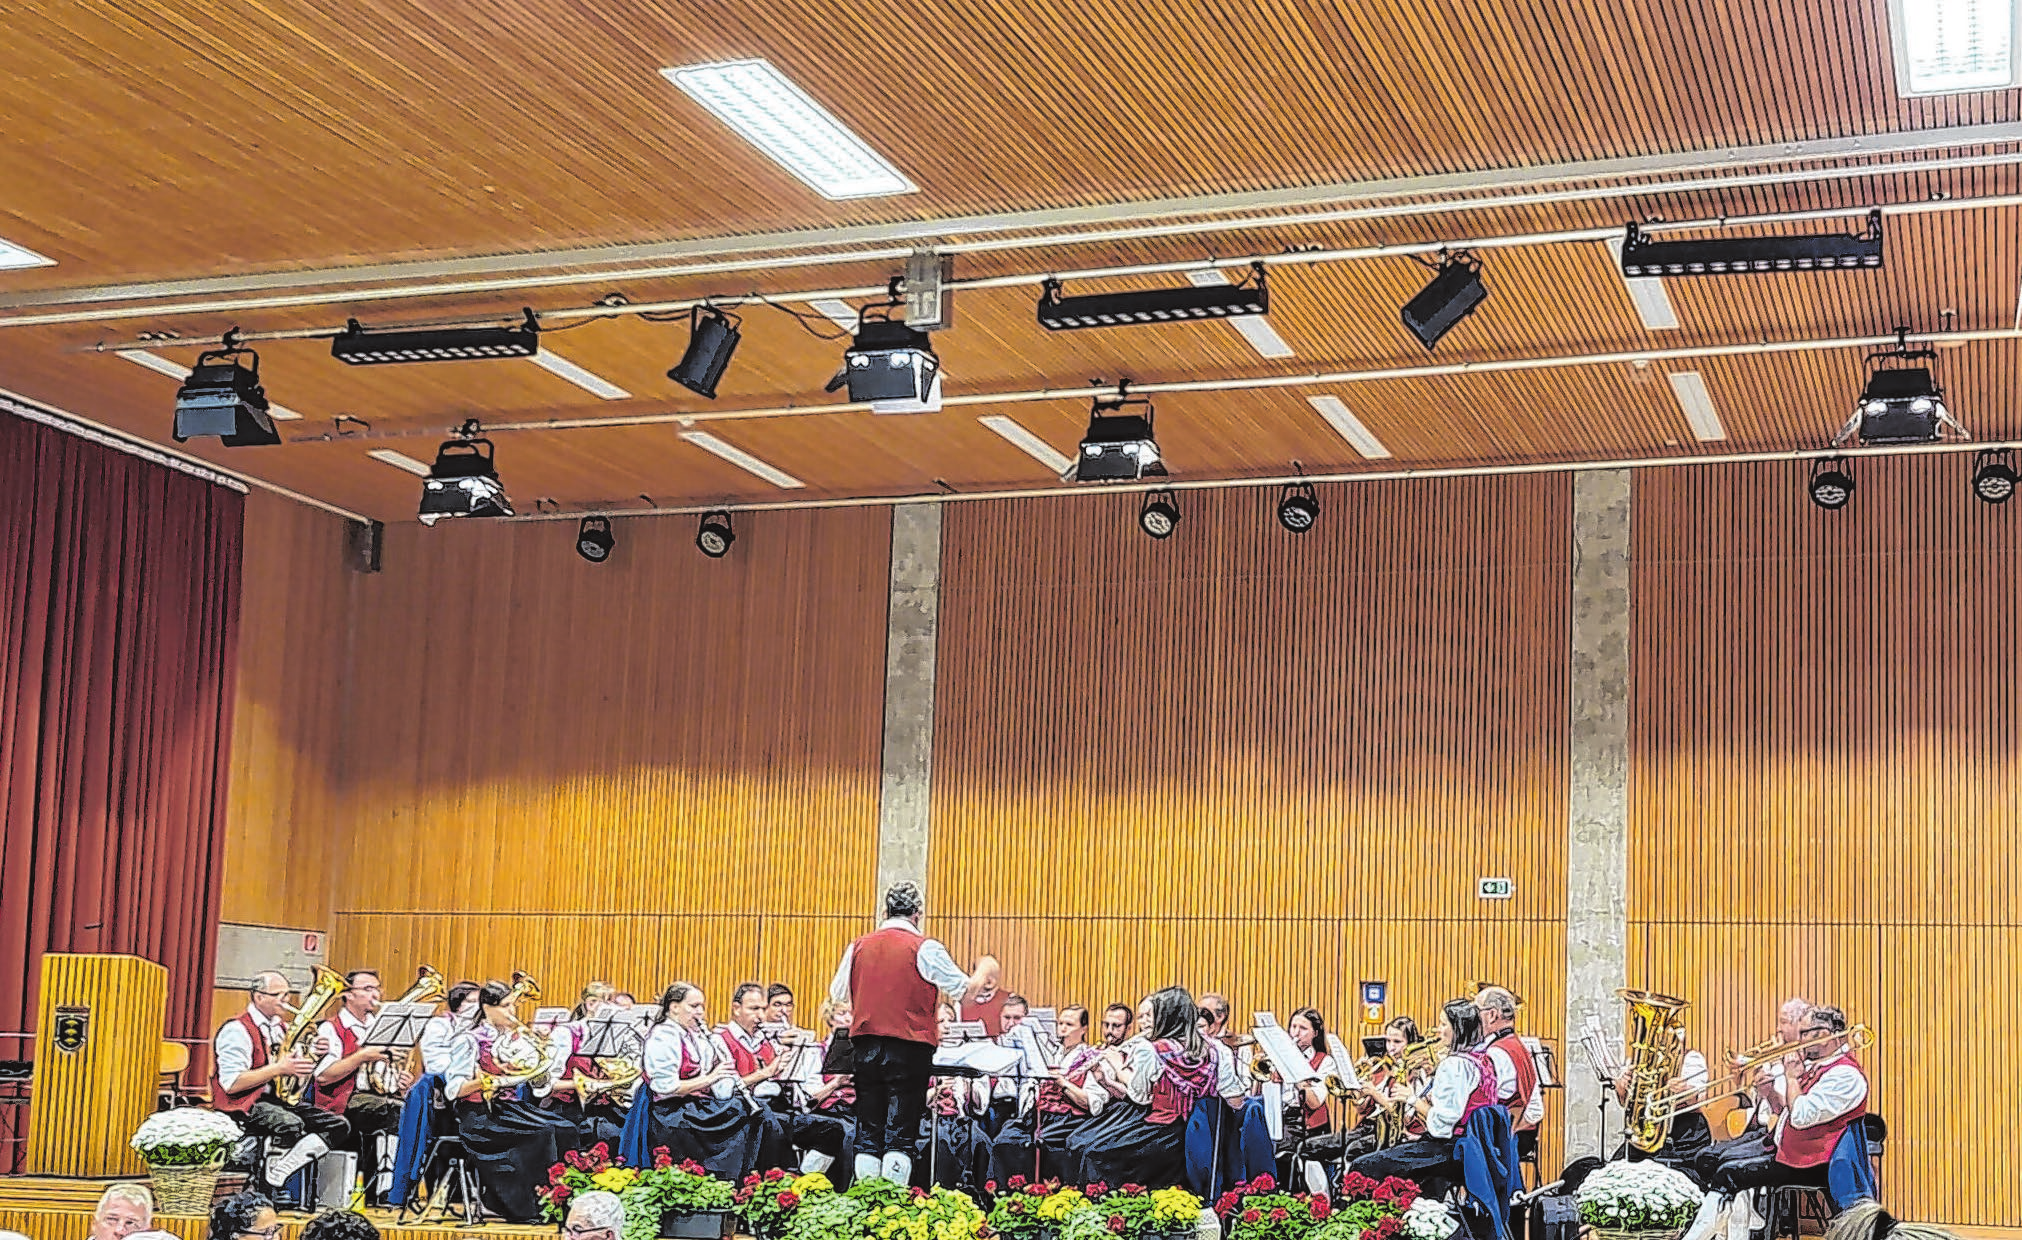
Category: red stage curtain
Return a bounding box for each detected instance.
[0,411,244,1042]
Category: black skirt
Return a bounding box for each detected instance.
[1073,1105,1188,1189]
[648,1094,787,1180]
[548,1096,628,1152]
[455,1097,580,1222]
[989,1109,1098,1186]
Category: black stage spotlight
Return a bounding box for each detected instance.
[332,309,540,365]
[1808,457,1855,511]
[826,305,941,412]
[668,305,742,399]
[577,515,615,562]
[172,348,280,446]
[1138,489,1180,539]
[1971,449,2018,505]
[418,421,513,526]
[696,510,735,558]
[1619,209,1884,276]
[1835,335,1965,446]
[1277,480,1319,533]
[1038,263,1269,331]
[1400,252,1487,350]
[1071,388,1166,483]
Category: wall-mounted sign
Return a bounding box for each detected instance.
[1477,877,1515,900]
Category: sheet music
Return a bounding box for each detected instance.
[775,1039,823,1084]
[1249,1013,1319,1084]
[362,1002,435,1049]
[580,1007,649,1058]
[1522,1035,1559,1087]
[996,1020,1058,1075]
[934,1040,1021,1075]
[942,1020,989,1047]
[1026,1006,1059,1042]
[532,1007,570,1032]
[1324,1034,1360,1089]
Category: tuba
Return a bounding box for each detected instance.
[363,965,446,1095]
[1617,988,1692,1153]
[273,966,347,1106]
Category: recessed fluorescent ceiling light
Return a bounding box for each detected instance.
[115,349,302,419]
[527,348,631,400]
[978,414,1074,476]
[1666,371,1728,442]
[1890,0,2017,93]
[1306,395,1391,460]
[662,60,917,200]
[367,448,434,476]
[679,429,804,489]
[1605,237,1679,330]
[808,299,861,333]
[0,237,54,270]
[1187,269,1293,358]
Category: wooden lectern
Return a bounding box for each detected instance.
[26,953,167,1176]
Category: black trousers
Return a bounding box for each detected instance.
[1710,1148,1829,1194]
[852,1035,935,1160]
[988,1109,1096,1187]
[337,1093,401,1148]
[1694,1132,1773,1187]
[547,1096,628,1151]
[238,1098,351,1153]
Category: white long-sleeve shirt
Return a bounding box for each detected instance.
[1777,1061,1868,1145]
[214,1009,286,1095]
[644,1023,735,1101]
[828,919,972,1006]
[315,1007,374,1079]
[1422,1053,1483,1139]
[1484,1041,1548,1127]
[417,1013,470,1079]
[1205,1039,1248,1102]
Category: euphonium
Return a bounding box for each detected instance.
[1247,1054,1274,1083]
[1617,988,1692,1154]
[273,966,347,1106]
[363,964,446,1095]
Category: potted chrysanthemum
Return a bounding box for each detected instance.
[1576,1160,1702,1240]
[129,1108,242,1214]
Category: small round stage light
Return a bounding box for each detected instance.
[1808,458,1855,511]
[1138,490,1180,539]
[697,510,736,558]
[1971,450,2017,505]
[1277,482,1319,533]
[576,515,615,563]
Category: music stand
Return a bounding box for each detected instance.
[361,1003,433,1077]
[577,1009,648,1060]
[819,1032,855,1075]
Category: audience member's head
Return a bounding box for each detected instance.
[565,1191,626,1240]
[90,1184,152,1240]
[209,1191,278,1240]
[302,1211,379,1240]
[1826,1203,1956,1240]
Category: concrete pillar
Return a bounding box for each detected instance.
[1564,469,1633,1159]
[876,503,941,897]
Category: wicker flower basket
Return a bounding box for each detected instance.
[147,1155,227,1216]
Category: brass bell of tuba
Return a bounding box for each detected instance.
[273,966,347,1107]
[1617,988,1692,1154]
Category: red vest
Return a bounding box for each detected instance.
[1037,1045,1100,1115]
[1146,1040,1214,1126]
[1776,1053,1868,1169]
[848,927,940,1045]
[1454,1050,1501,1135]
[1301,1050,1331,1133]
[212,1012,274,1114]
[964,990,1007,1036]
[1487,1033,1540,1132]
[565,1025,601,1080]
[719,1028,776,1076]
[315,1016,363,1114]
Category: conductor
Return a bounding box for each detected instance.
[828,881,989,1185]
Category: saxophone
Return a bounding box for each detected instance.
[273,966,347,1106]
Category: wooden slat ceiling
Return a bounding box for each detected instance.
[2,0,2020,519]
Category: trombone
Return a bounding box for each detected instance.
[1650,1023,1875,1121]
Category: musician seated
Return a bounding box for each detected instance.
[545,981,630,1150]
[1190,994,1275,1197]
[720,981,846,1173]
[1328,1016,1427,1161]
[1612,1034,1712,1178]
[1347,999,1500,1199]
[989,1003,1107,1186]
[916,1003,989,1191]
[443,980,582,1223]
[1271,1007,1339,1195]
[211,971,350,1186]
[803,999,859,1183]
[313,970,409,1197]
[981,995,1032,1137]
[1475,987,1546,1163]
[766,984,812,1042]
[1692,997,1811,1189]
[1071,988,1218,1190]
[642,982,793,1179]
[1705,1007,1868,1196]
[417,982,481,1081]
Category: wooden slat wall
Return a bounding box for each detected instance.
[930,477,1571,1168]
[209,493,356,1035]
[324,509,890,1015]
[1630,455,2022,1225]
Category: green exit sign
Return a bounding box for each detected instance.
[1477,877,1514,900]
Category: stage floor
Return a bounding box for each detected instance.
[0,1176,553,1240]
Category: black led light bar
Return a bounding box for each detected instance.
[332,309,541,365]
[1038,264,1269,330]
[1619,209,1884,277]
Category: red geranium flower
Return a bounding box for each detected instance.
[549,1165,567,1184]
[1309,1197,1332,1221]
[1088,1182,1110,1199]
[986,1181,999,1194]
[912,1187,928,1200]
[1269,1209,1289,1223]
[592,1141,610,1158]
[766,1168,789,1183]
[1376,1218,1403,1238]
[1241,1210,1262,1224]
[1107,1217,1125,1234]
[682,1159,706,1176]
[1215,1193,1241,1216]
[777,1192,800,1209]
[1374,1185,1394,1203]
[1121,1185,1145,1197]
[1025,1184,1047,1198]
[551,1186,573,1203]
[1251,1175,1276,1194]
[1343,1172,1373,1197]
[1009,1176,1027,1190]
